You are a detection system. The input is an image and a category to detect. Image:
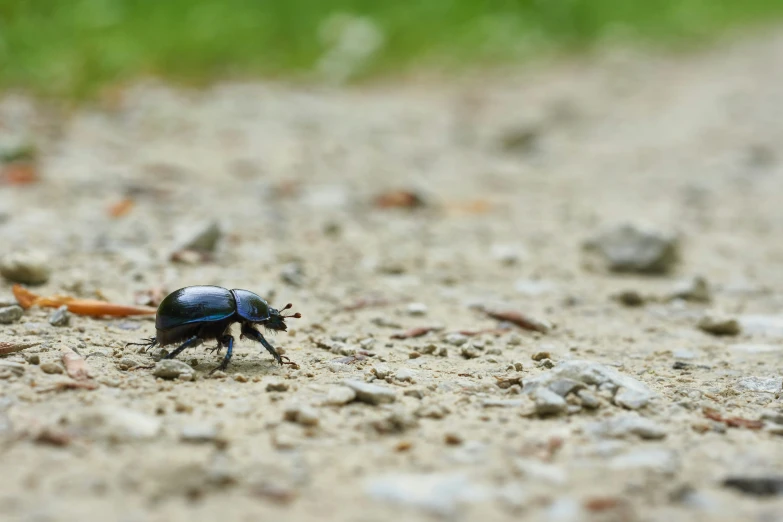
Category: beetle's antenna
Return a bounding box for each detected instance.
[278,303,301,319]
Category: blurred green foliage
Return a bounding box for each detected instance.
[1,0,782,97]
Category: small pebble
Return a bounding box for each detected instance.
[152,359,194,380]
[234,373,248,383]
[24,354,40,365]
[0,305,23,324]
[40,362,64,374]
[284,404,320,426]
[460,346,481,359]
[444,433,463,446]
[0,251,51,285]
[614,290,645,307]
[344,380,396,405]
[532,387,567,416]
[531,351,551,361]
[266,379,289,392]
[324,386,356,405]
[48,306,70,327]
[394,368,417,383]
[698,314,741,336]
[445,333,468,346]
[406,303,428,316]
[669,276,711,303]
[180,423,221,444]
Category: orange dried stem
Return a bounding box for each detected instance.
[13,284,156,316]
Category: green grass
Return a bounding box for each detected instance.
[1,0,782,98]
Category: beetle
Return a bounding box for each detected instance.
[127,286,301,373]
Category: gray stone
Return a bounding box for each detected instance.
[266,379,289,392]
[177,220,221,253]
[577,389,601,409]
[587,415,667,440]
[48,306,70,327]
[371,408,418,433]
[614,386,651,410]
[0,305,23,324]
[609,449,679,475]
[152,359,194,380]
[584,223,679,274]
[415,403,450,419]
[406,303,428,316]
[698,314,741,336]
[284,403,320,426]
[394,368,417,383]
[40,362,64,374]
[669,276,711,303]
[364,473,488,516]
[180,422,221,443]
[525,360,655,408]
[548,378,585,397]
[74,407,162,442]
[736,376,782,394]
[371,363,391,379]
[445,333,468,346]
[533,387,567,415]
[343,380,396,405]
[0,251,51,285]
[324,386,356,406]
[614,289,646,307]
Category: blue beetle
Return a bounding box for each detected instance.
[128,286,300,373]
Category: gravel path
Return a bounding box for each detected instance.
[1,30,783,522]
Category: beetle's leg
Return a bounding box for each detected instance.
[164,336,203,360]
[125,337,158,352]
[209,335,234,375]
[205,342,223,355]
[241,323,283,365]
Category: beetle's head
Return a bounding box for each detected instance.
[265,303,301,332]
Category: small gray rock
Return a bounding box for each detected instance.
[547,378,586,397]
[394,368,417,383]
[0,251,51,285]
[698,314,741,336]
[406,303,428,316]
[577,389,601,409]
[736,376,783,394]
[587,415,667,440]
[445,333,468,346]
[584,223,679,274]
[669,276,711,303]
[0,305,23,324]
[48,305,70,327]
[460,345,481,359]
[343,380,396,405]
[284,403,320,426]
[178,220,221,253]
[40,362,64,374]
[180,422,221,443]
[152,359,194,380]
[73,406,162,442]
[324,386,356,405]
[266,379,289,392]
[532,387,567,415]
[371,408,418,434]
[614,386,651,410]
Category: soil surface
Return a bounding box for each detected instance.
[2,30,783,522]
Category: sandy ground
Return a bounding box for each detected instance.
[1,28,783,522]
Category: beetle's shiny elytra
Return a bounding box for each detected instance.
[127,285,301,374]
